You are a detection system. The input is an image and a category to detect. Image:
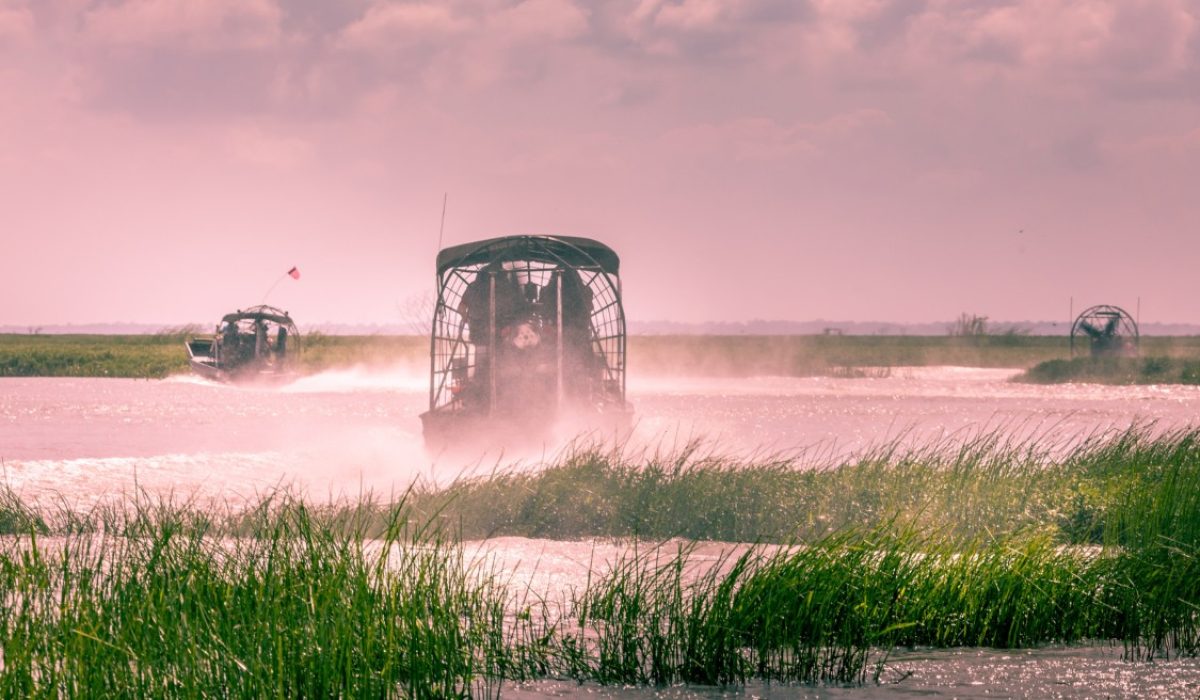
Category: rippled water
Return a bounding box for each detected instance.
[505,646,1200,698]
[3,367,1200,697]
[4,366,1199,497]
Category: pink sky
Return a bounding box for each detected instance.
[1,0,1198,327]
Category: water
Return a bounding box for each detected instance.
[3,366,1200,697]
[505,646,1200,698]
[5,367,1199,496]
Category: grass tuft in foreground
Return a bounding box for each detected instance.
[0,493,518,698]
[4,427,1200,693]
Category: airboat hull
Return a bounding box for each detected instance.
[188,358,226,382]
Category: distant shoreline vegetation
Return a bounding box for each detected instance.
[6,333,1200,381]
[0,333,425,378]
[1018,356,1200,385]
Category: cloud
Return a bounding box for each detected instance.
[82,0,284,51]
[661,109,892,161]
[339,2,468,52]
[225,124,314,168]
[334,0,590,92]
[620,0,812,59]
[0,1,33,46]
[493,0,589,41]
[884,0,1198,97]
[340,0,588,53]
[1114,124,1200,159]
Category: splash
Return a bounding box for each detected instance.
[280,365,427,394]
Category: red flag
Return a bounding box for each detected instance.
[287,266,300,280]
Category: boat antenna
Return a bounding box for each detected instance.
[436,192,447,252]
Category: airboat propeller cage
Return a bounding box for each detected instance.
[1070,304,1139,358]
[425,235,627,427]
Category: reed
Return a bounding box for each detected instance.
[0,492,518,698]
[557,526,1200,686]
[405,426,1200,546]
[4,427,1200,693]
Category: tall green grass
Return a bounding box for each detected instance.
[406,427,1199,546]
[0,493,519,698]
[559,524,1200,686]
[4,427,1200,693]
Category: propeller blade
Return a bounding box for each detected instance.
[1079,321,1103,339]
[1103,315,1120,336]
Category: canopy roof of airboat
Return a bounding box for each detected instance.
[435,235,620,276]
[219,305,296,328]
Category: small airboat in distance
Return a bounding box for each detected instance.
[186,305,300,383]
[420,235,631,448]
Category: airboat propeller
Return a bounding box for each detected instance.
[1070,305,1138,358]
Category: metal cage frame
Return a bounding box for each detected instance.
[1070,304,1139,358]
[425,236,626,421]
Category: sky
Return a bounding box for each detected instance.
[1,0,1198,327]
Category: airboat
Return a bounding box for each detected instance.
[420,235,631,448]
[1070,305,1139,358]
[185,305,300,382]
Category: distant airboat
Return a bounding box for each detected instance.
[1070,304,1139,359]
[420,235,631,448]
[185,305,300,382]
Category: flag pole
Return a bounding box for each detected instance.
[262,267,300,305]
[437,192,447,252]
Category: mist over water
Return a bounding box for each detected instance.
[4,366,1200,503]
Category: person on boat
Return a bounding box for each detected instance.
[253,319,269,361]
[454,263,522,412]
[220,320,240,366]
[541,268,596,399]
[460,262,525,345]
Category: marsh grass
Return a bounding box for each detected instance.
[0,334,426,378]
[559,525,1200,686]
[0,335,188,378]
[406,426,1200,546]
[1019,356,1200,385]
[297,333,425,372]
[4,427,1200,693]
[0,492,520,698]
[14,333,1200,379]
